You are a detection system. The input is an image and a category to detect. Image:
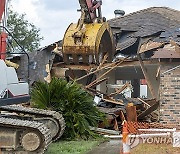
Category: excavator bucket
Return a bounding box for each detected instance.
[62,22,115,65]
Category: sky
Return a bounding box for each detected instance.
[10,0,180,47]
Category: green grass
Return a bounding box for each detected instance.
[45,139,106,154]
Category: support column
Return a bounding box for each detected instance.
[131,79,140,98]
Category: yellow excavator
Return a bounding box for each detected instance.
[0,1,65,153]
[62,0,115,65]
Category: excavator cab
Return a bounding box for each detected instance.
[62,0,115,65]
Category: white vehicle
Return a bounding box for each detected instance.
[0,60,29,105]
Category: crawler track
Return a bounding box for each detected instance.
[0,117,52,154]
[0,105,65,141]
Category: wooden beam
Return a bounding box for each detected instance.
[137,98,151,107]
[137,101,160,119]
[102,98,124,106]
[156,65,161,79]
[53,64,95,71]
[136,37,156,99]
[88,78,108,88]
[89,127,120,135]
[137,54,156,99]
[126,103,137,122]
[108,83,131,97]
[97,53,108,70]
[76,59,124,82]
[86,57,128,88]
[5,60,19,69]
[120,111,126,121]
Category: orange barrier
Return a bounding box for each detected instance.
[122,121,130,154]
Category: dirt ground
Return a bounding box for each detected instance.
[131,143,180,154]
[87,140,180,154]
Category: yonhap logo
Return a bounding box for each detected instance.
[173,132,180,147]
[127,134,140,148]
[125,134,177,149]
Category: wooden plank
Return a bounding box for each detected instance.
[5,60,19,69]
[156,65,161,79]
[87,78,108,88]
[139,41,164,53]
[137,101,160,119]
[137,54,156,99]
[102,98,124,106]
[76,60,119,81]
[97,53,108,70]
[109,83,131,97]
[126,103,137,122]
[120,111,126,122]
[86,57,128,88]
[137,38,156,99]
[114,119,119,131]
[137,98,151,107]
[89,127,120,135]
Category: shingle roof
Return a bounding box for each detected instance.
[108,7,180,55]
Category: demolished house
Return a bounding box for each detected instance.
[109,7,180,128]
[12,7,180,131]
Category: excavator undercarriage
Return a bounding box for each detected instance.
[0,105,65,154]
[0,117,51,154]
[0,59,65,154]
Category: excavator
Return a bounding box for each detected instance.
[0,0,114,153]
[0,0,65,153]
[62,0,115,65]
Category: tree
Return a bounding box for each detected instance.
[31,78,105,139]
[7,9,43,52]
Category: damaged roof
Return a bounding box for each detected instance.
[109,7,180,56]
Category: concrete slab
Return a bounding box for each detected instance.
[87,140,121,154]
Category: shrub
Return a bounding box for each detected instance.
[31,78,105,139]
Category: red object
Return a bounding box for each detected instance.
[0,32,7,60]
[86,0,101,21]
[0,0,7,60]
[141,79,147,85]
[0,0,6,21]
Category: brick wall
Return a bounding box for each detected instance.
[160,64,180,128]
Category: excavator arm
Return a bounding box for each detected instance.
[79,0,102,23]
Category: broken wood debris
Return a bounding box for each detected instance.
[87,78,108,88]
[138,101,160,120]
[126,103,137,122]
[86,57,128,89]
[102,98,124,106]
[77,56,128,83]
[89,126,120,135]
[108,83,131,97]
[139,41,164,53]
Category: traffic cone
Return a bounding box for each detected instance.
[122,121,130,154]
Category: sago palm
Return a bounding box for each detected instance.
[31,78,105,139]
